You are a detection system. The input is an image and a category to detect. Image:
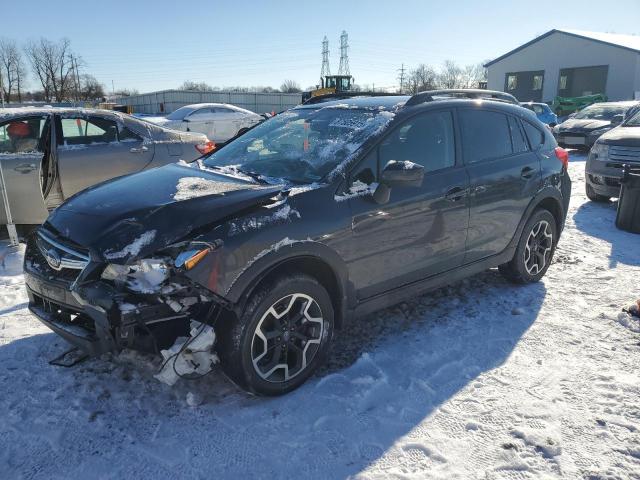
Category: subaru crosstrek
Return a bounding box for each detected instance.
[24,90,571,395]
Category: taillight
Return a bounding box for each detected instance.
[195,141,216,155]
[554,146,569,169]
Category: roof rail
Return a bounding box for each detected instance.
[405,89,520,107]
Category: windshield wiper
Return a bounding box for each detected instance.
[206,165,269,184]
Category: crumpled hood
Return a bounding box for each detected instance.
[558,118,610,132]
[46,163,283,262]
[597,126,640,147]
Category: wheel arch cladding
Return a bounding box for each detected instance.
[228,248,351,330]
[535,196,564,235]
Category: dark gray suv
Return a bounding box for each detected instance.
[24,90,572,395]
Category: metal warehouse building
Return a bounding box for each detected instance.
[485,29,640,103]
[114,90,303,115]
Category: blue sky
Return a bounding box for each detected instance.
[3,0,640,93]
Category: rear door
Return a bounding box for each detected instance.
[460,108,541,263]
[184,108,215,139]
[55,114,155,197]
[344,109,470,299]
[0,115,50,224]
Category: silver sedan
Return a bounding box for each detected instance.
[0,107,212,227]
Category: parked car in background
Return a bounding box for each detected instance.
[585,108,640,201]
[24,90,571,395]
[145,103,264,144]
[552,93,607,117]
[552,101,640,149]
[521,102,558,126]
[0,108,212,227]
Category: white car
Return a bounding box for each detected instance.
[146,103,263,144]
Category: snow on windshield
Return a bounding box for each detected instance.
[204,106,396,184]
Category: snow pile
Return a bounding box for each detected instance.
[173,176,246,201]
[154,321,219,386]
[104,230,156,260]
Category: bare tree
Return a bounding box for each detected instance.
[179,80,217,92]
[0,38,27,102]
[79,74,105,100]
[437,60,463,89]
[280,79,302,93]
[406,64,438,94]
[25,37,76,102]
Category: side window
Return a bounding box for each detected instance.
[0,116,47,154]
[60,117,119,145]
[508,116,529,153]
[119,126,142,142]
[188,108,212,119]
[522,121,545,150]
[460,110,513,164]
[379,111,455,173]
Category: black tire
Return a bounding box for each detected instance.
[499,209,558,284]
[218,274,334,396]
[586,183,609,203]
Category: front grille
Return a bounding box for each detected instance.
[25,231,89,284]
[30,292,96,334]
[609,145,640,164]
[605,177,621,187]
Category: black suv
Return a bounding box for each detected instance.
[24,90,571,395]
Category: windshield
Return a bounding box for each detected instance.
[573,104,625,121]
[624,110,640,127]
[203,106,395,184]
[166,106,197,121]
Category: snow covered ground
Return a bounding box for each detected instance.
[1,155,639,479]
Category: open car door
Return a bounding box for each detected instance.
[0,115,51,224]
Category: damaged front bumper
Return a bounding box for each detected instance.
[24,232,225,357]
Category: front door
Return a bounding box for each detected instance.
[212,107,240,142]
[55,114,155,197]
[343,109,470,299]
[459,108,541,263]
[0,115,50,224]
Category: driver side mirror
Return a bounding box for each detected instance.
[380,160,424,188]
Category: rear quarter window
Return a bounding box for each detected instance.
[522,121,545,150]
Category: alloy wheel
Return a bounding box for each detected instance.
[251,293,324,383]
[523,220,553,275]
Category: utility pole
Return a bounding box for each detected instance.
[0,70,5,108]
[73,56,81,104]
[397,64,406,94]
[112,80,115,100]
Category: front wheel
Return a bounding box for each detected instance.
[218,274,334,395]
[499,209,558,284]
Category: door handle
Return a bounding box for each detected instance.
[444,186,468,202]
[521,166,535,179]
[14,163,37,174]
[130,146,149,153]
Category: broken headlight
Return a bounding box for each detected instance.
[101,259,170,293]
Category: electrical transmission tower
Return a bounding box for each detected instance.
[320,36,331,84]
[397,63,406,93]
[338,30,350,76]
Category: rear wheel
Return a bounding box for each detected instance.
[499,209,557,284]
[586,183,610,202]
[218,274,334,395]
